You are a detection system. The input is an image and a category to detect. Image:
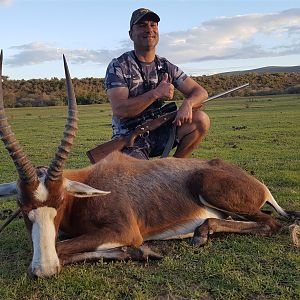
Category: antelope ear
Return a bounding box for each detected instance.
[65,179,110,198]
[0,182,18,198]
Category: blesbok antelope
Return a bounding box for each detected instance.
[0,51,296,279]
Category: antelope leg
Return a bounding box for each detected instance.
[61,245,162,266]
[191,218,272,246]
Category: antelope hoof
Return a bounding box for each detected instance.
[190,235,208,246]
[27,262,62,279]
[122,245,163,260]
[286,211,300,219]
[140,245,163,260]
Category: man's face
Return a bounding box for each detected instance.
[129,20,159,50]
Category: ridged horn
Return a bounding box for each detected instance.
[0,50,37,183]
[46,55,78,181]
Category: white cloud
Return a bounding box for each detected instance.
[5,8,300,68]
[7,42,129,66]
[158,8,300,64]
[0,0,13,6]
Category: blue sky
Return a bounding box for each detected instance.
[1,0,300,79]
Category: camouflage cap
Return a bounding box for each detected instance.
[130,8,160,29]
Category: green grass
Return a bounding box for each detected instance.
[0,94,299,300]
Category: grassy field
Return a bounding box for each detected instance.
[0,94,299,300]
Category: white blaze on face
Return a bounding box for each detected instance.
[34,174,49,203]
[28,207,61,277]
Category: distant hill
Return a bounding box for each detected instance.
[3,70,300,108]
[220,66,300,75]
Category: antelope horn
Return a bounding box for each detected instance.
[47,55,78,181]
[0,50,37,183]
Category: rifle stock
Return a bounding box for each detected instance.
[86,136,128,164]
[86,110,177,163]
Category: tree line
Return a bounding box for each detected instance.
[2,72,300,108]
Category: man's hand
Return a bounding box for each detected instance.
[154,73,174,99]
[173,100,193,127]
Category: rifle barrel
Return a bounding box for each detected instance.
[204,83,249,103]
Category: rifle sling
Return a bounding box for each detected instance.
[161,123,176,158]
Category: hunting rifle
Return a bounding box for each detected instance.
[86,83,249,163]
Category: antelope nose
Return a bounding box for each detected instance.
[27,266,38,280]
[28,263,61,278]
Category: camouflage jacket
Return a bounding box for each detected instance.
[105,51,187,138]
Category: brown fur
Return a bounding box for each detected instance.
[52,151,283,260]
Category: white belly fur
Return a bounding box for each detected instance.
[146,207,224,241]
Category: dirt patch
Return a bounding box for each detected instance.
[232,125,247,130]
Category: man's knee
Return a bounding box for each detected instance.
[176,111,210,141]
[193,110,210,134]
